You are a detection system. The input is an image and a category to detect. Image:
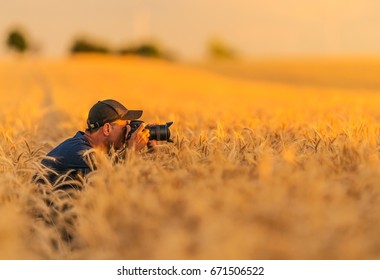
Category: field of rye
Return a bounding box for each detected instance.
[1,55,380,259]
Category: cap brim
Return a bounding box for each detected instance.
[121,110,143,120]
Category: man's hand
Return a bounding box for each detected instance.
[126,122,150,151]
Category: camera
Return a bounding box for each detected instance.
[126,120,174,142]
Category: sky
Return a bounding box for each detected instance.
[2,0,380,59]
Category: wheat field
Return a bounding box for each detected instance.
[1,55,380,259]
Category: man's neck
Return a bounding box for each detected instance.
[84,131,105,151]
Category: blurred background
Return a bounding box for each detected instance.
[2,0,380,58]
[2,0,380,89]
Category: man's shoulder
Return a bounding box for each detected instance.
[40,131,93,185]
[66,131,91,148]
[47,131,91,157]
[61,131,90,146]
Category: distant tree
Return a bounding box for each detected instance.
[207,37,237,60]
[6,29,29,53]
[118,43,159,57]
[117,42,173,60]
[70,38,110,54]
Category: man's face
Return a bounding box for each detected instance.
[107,119,129,150]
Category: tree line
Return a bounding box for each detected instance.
[4,27,238,60]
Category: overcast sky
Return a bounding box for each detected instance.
[2,0,380,58]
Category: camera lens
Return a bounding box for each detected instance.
[148,123,172,141]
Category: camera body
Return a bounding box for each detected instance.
[126,120,173,142]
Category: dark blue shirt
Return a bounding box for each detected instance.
[40,131,95,188]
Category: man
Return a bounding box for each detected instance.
[37,99,151,189]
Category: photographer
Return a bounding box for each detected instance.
[36,99,153,189]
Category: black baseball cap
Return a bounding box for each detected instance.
[87,99,143,130]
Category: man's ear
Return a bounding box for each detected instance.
[102,123,112,136]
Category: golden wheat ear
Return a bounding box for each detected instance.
[31,157,58,187]
[83,148,98,171]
